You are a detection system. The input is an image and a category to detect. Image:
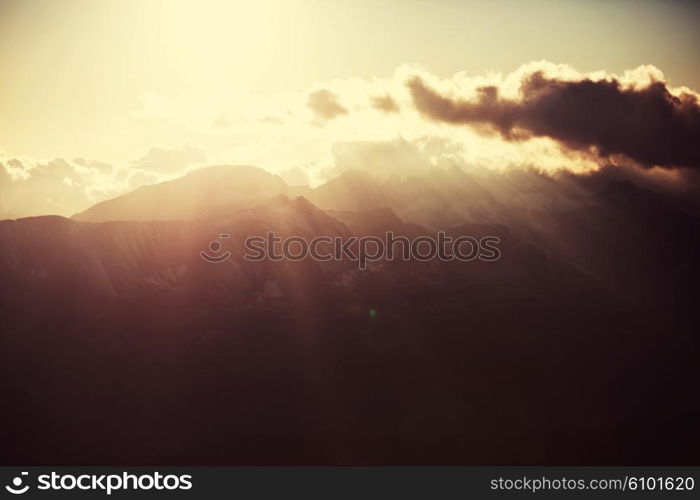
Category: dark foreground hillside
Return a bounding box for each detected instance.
[1,169,699,465]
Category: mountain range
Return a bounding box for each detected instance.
[1,163,698,465]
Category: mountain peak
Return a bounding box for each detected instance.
[73,164,288,222]
[291,195,314,209]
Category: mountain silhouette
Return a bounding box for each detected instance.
[73,165,288,222]
[1,164,698,465]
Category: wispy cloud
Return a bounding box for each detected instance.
[307,89,348,121]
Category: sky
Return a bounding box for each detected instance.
[1,0,699,218]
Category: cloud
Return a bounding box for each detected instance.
[307,89,348,121]
[329,138,437,179]
[278,165,311,186]
[407,69,700,169]
[557,162,700,201]
[0,145,208,219]
[0,157,124,219]
[5,62,700,220]
[370,94,400,113]
[260,115,284,125]
[132,145,206,174]
[319,136,492,183]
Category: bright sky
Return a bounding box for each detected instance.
[1,0,699,219]
[1,0,698,163]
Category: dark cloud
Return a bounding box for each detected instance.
[407,72,700,169]
[307,89,348,121]
[371,94,399,113]
[558,162,700,208]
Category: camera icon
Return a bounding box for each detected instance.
[5,472,29,495]
[199,233,231,263]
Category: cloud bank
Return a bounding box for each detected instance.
[4,61,700,219]
[0,146,207,219]
[407,69,700,169]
